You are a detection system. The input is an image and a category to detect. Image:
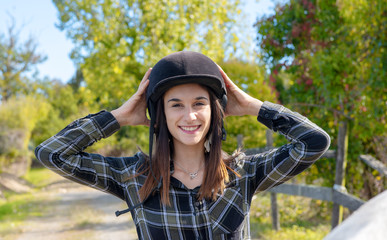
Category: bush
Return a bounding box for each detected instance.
[0,95,50,174]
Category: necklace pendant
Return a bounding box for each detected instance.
[190,172,198,179]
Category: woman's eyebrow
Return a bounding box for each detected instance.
[167,96,208,103]
[167,98,181,103]
[195,96,209,101]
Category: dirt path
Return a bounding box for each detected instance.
[5,180,138,240]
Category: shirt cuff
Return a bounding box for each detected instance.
[87,110,121,138]
[257,101,291,132]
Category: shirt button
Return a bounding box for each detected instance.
[265,113,269,118]
[195,202,200,207]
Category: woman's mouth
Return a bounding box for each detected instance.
[179,125,201,133]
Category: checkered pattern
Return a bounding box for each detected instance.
[35,101,330,239]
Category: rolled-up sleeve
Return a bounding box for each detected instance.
[244,101,331,198]
[35,111,136,200]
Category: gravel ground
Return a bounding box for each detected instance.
[4,180,138,240]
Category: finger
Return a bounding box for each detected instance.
[137,68,152,93]
[217,65,230,88]
[141,68,152,83]
[132,80,149,99]
[217,65,236,89]
[138,79,149,92]
[143,118,150,127]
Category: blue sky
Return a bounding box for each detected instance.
[0,0,274,83]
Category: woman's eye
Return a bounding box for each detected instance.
[172,104,182,108]
[195,102,205,106]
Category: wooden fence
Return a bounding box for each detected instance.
[238,120,387,231]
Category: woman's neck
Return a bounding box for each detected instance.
[172,140,205,169]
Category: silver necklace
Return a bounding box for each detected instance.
[174,161,205,179]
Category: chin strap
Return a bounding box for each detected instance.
[148,101,160,183]
[221,120,227,141]
[116,180,162,217]
[116,101,162,217]
[115,203,140,217]
[221,94,227,141]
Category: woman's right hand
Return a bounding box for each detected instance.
[111,68,152,127]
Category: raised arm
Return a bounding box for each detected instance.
[218,67,330,201]
[35,68,152,200]
[34,111,134,200]
[251,101,331,193]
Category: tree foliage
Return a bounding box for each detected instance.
[0,96,50,172]
[53,0,241,108]
[31,79,87,145]
[222,60,277,152]
[0,18,49,174]
[0,18,46,101]
[255,0,386,197]
[51,0,247,154]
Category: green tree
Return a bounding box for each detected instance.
[221,60,277,152]
[53,0,241,108]
[68,68,84,92]
[31,79,80,145]
[0,95,50,175]
[0,17,48,175]
[0,18,46,101]
[255,0,386,197]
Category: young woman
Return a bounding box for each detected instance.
[35,51,330,239]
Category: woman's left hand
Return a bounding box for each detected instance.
[218,66,263,117]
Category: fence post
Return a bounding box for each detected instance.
[331,121,349,229]
[270,192,280,230]
[237,134,244,149]
[267,130,280,231]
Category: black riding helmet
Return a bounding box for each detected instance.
[146,51,227,105]
[146,51,227,182]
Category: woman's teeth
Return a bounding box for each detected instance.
[180,126,199,131]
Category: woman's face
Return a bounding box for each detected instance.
[163,83,211,149]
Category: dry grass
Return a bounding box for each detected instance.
[250,192,334,240]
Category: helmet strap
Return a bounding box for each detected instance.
[148,101,159,183]
[221,119,227,141]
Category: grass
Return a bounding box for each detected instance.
[0,168,60,235]
[0,192,47,235]
[250,192,332,240]
[22,167,63,188]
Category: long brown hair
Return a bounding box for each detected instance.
[138,87,239,205]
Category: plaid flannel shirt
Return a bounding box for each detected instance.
[35,101,330,240]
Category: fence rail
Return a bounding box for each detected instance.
[266,183,364,212]
[359,154,387,177]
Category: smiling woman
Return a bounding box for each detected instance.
[35,51,330,239]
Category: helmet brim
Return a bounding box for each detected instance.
[148,74,226,103]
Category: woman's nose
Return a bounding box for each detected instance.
[184,108,197,122]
